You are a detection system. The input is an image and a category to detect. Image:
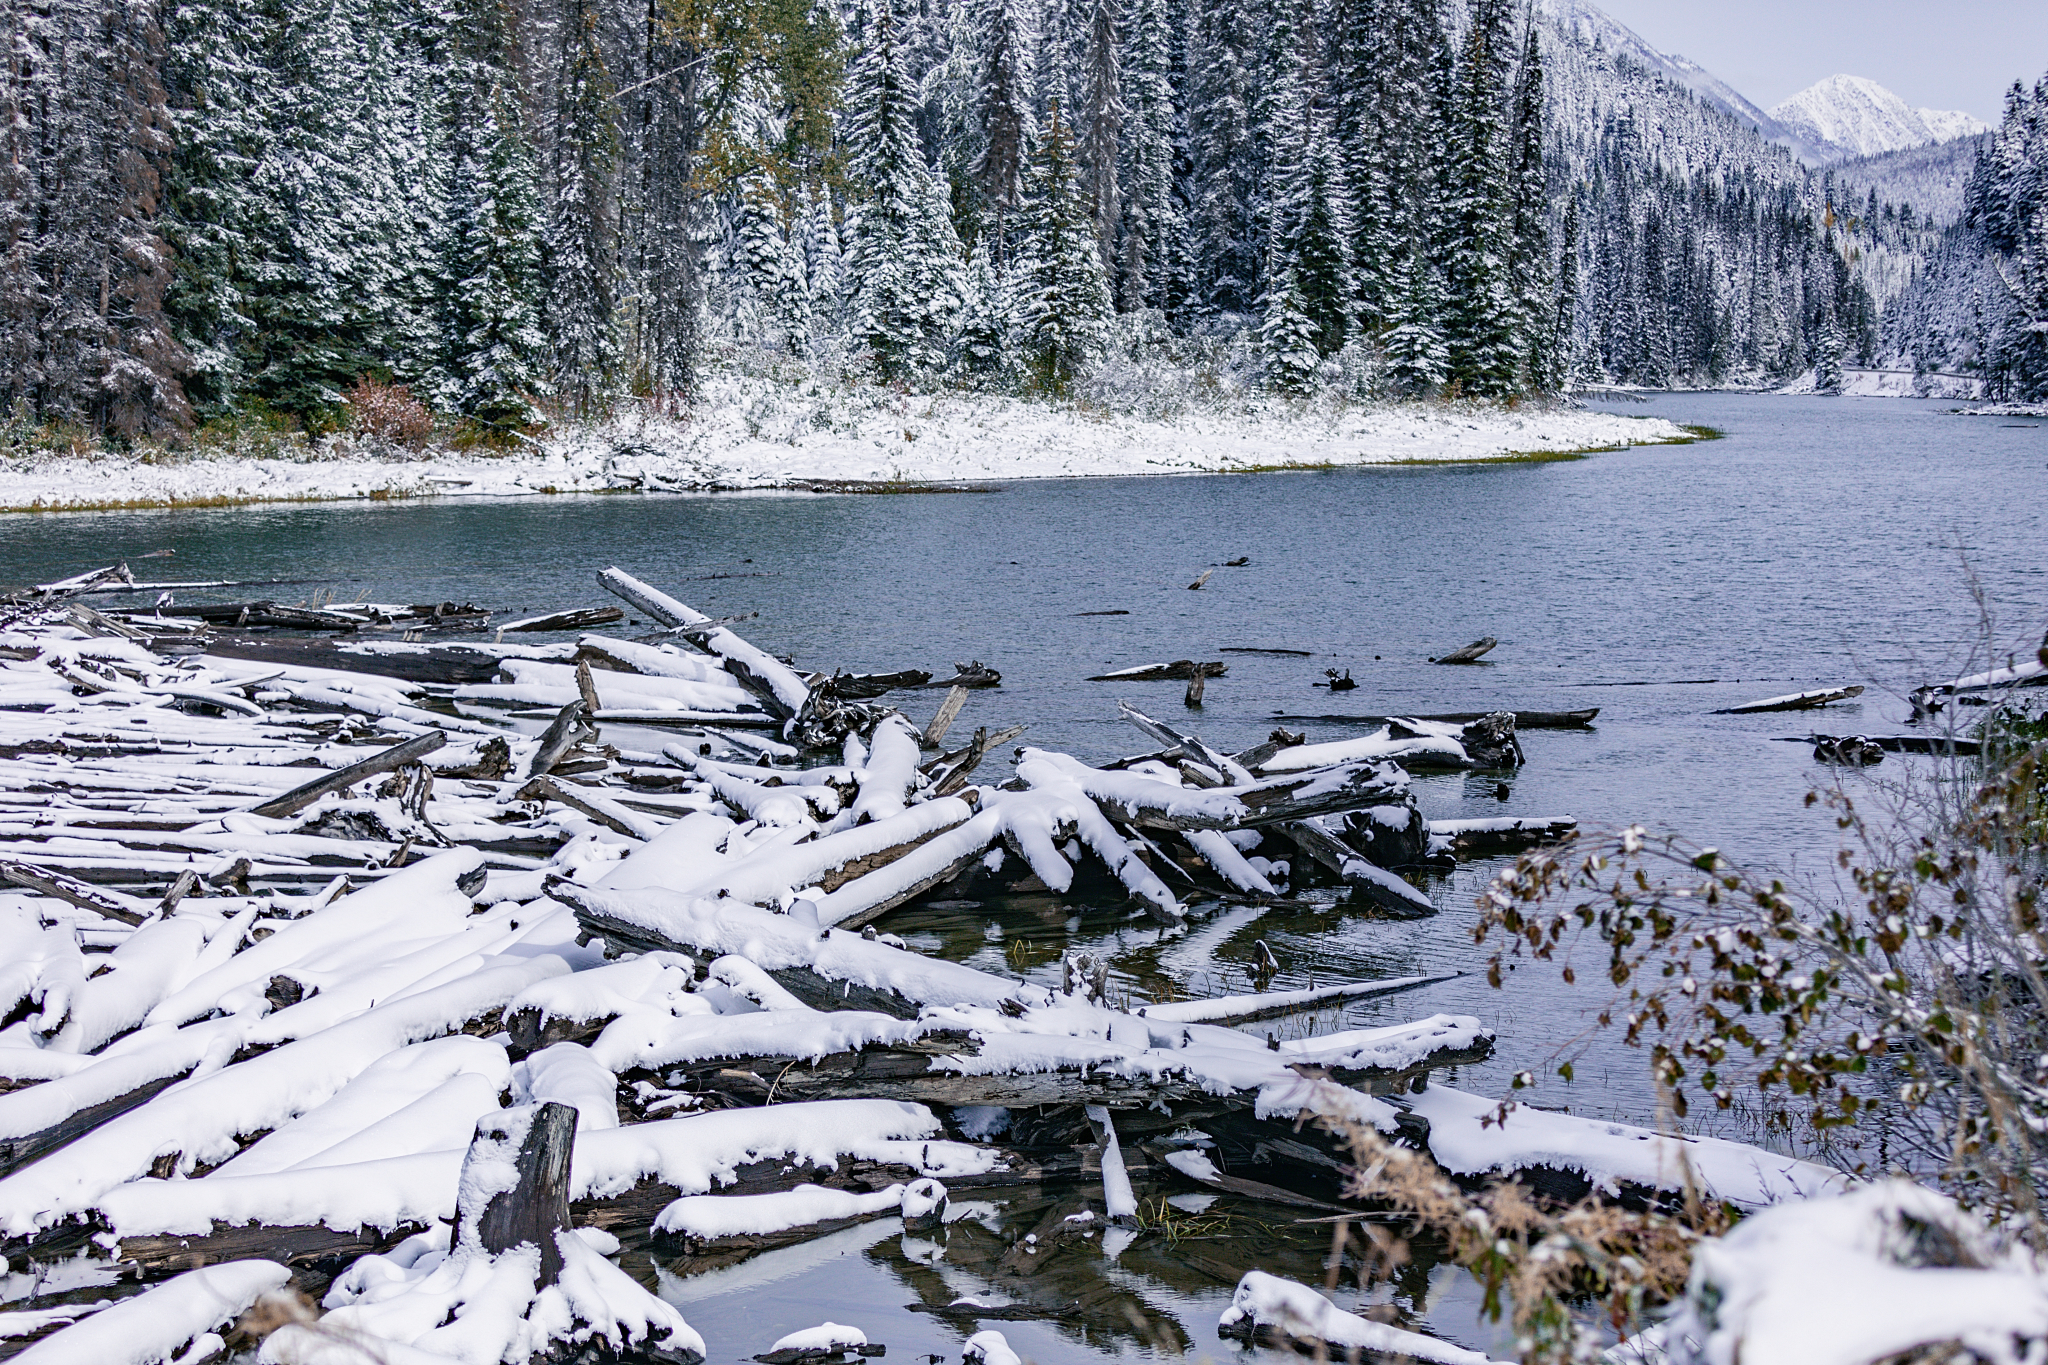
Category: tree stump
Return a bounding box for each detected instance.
[457,1101,578,1286]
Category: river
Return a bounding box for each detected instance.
[2,393,2042,1359]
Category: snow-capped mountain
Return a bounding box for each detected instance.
[1769,75,1989,162]
[1537,0,1796,143]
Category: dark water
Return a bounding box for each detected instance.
[2,394,2043,1359]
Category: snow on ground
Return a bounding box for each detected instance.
[0,377,1688,513]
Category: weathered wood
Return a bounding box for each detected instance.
[117,1220,414,1280]
[0,1073,186,1178]
[928,725,1025,797]
[461,1101,577,1286]
[1716,685,1864,714]
[1431,636,1497,665]
[516,775,652,840]
[1272,708,1601,729]
[0,861,149,924]
[819,669,933,699]
[204,636,507,685]
[921,685,970,749]
[1087,660,1227,682]
[1184,663,1220,708]
[915,661,1001,689]
[500,606,624,633]
[1276,821,1435,918]
[247,730,448,819]
[1430,816,1578,858]
[1786,733,1982,757]
[574,658,603,712]
[524,700,595,779]
[597,567,810,718]
[1084,1105,1138,1225]
[157,868,201,914]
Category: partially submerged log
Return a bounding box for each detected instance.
[1716,685,1864,714]
[1276,820,1436,917]
[1430,637,1497,665]
[1274,708,1600,729]
[1087,660,1228,682]
[1429,816,1577,859]
[499,606,624,633]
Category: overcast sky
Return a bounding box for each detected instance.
[1591,1,2048,120]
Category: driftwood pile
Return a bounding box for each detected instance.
[0,562,1795,1365]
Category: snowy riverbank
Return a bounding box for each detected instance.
[0,382,1691,513]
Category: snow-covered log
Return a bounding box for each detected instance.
[1217,1270,1497,1362]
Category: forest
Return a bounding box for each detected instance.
[0,0,2021,450]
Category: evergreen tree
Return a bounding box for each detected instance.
[1381,245,1448,394]
[843,0,967,377]
[1505,14,1551,388]
[1438,0,1517,395]
[1020,100,1111,391]
[1813,316,1846,393]
[159,0,273,415]
[1187,0,1257,315]
[1551,194,1580,390]
[1078,0,1123,270]
[436,1,547,430]
[1260,265,1319,391]
[545,0,621,415]
[970,0,1035,261]
[954,237,1017,381]
[1113,0,1183,311]
[240,0,401,421]
[1263,29,1350,359]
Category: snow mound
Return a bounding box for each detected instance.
[1657,1181,2048,1365]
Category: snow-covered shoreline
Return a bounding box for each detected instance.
[0,390,1691,514]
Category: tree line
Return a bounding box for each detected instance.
[0,0,1916,445]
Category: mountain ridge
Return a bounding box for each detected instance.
[1770,74,1989,162]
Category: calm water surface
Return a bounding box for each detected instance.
[2,393,2043,1360]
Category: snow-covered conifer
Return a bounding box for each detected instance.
[1020,100,1112,391]
[843,0,967,377]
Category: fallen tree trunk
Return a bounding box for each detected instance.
[0,861,150,924]
[499,606,624,633]
[247,729,448,819]
[1716,685,1864,715]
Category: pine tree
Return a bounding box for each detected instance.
[969,0,1035,262]
[1263,27,1350,359]
[842,0,967,377]
[1814,316,1846,393]
[159,0,274,416]
[1113,0,1182,311]
[546,0,621,415]
[1187,0,1258,315]
[436,0,547,431]
[236,0,402,421]
[954,237,1016,382]
[1078,0,1123,271]
[1381,244,1448,394]
[1260,266,1319,391]
[1551,194,1580,391]
[622,1,704,408]
[1437,0,1517,395]
[1020,100,1111,392]
[1505,14,1551,388]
